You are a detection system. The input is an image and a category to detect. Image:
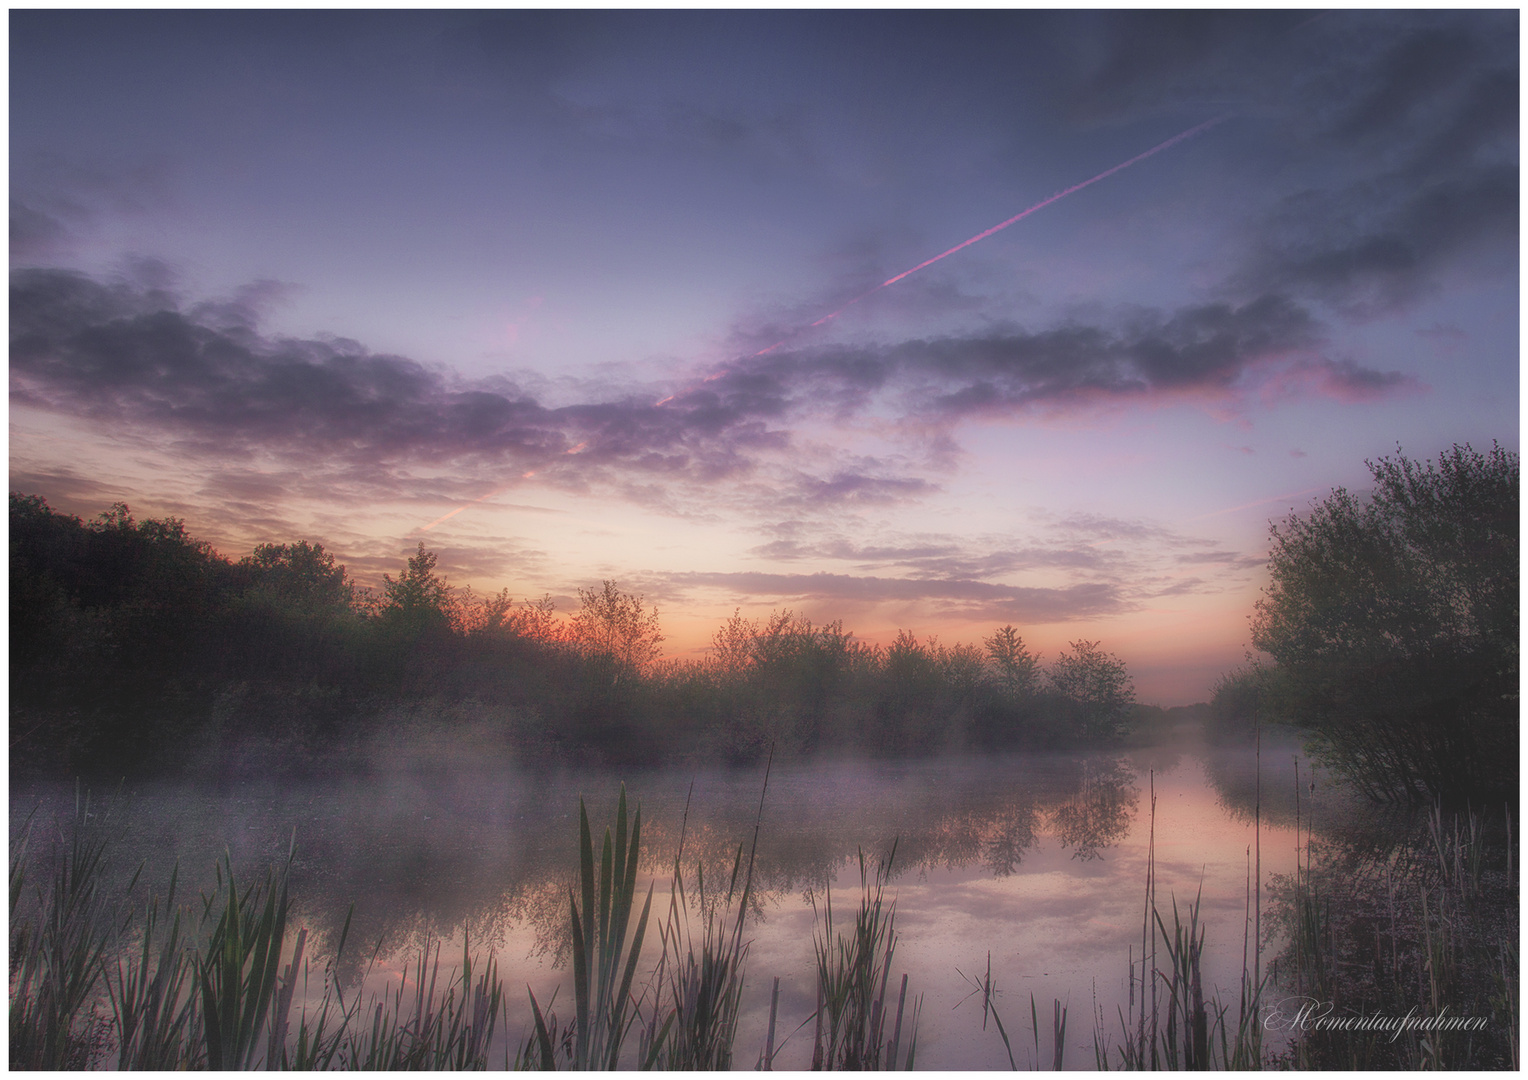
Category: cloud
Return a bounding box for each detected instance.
[10,200,70,260]
[10,268,778,492]
[10,152,174,261]
[10,266,1416,522]
[1047,12,1516,316]
[699,292,1411,426]
[658,570,1128,623]
[725,515,1266,620]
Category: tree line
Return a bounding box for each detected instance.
[10,493,1137,776]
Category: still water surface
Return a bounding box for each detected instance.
[13,723,1352,1069]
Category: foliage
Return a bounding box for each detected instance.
[984,625,1040,696]
[810,843,919,1070]
[240,541,354,612]
[10,493,1149,775]
[1251,443,1518,803]
[1049,640,1136,741]
[381,542,454,632]
[569,580,662,671]
[527,785,656,1070]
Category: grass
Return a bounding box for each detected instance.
[642,764,769,1071]
[809,841,921,1070]
[15,774,1514,1071]
[1268,800,1519,1070]
[526,783,656,1070]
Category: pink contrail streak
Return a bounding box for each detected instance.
[417,473,535,533]
[757,114,1231,353]
[433,118,1231,530]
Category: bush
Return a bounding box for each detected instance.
[1251,443,1518,803]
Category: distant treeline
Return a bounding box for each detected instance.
[10,493,1140,776]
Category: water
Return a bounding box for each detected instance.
[12,722,1353,1069]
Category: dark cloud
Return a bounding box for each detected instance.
[5,465,133,516]
[1245,164,1517,313]
[10,153,174,262]
[701,292,1399,426]
[10,200,70,260]
[1043,12,1516,316]
[10,268,783,496]
[9,267,1415,518]
[1063,10,1302,126]
[659,570,1128,623]
[1253,18,1515,311]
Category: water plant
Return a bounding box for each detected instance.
[11,799,507,1072]
[642,765,769,1071]
[9,790,123,1069]
[809,841,920,1070]
[527,783,656,1069]
[341,935,504,1069]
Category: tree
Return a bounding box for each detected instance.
[984,625,1040,697]
[570,580,663,670]
[1048,640,1135,742]
[1251,443,1518,803]
[709,609,758,675]
[240,541,353,611]
[380,542,452,631]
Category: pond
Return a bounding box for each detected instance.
[12,722,1358,1069]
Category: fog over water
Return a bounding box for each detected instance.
[13,722,1367,1069]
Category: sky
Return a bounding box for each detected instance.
[9,10,1519,703]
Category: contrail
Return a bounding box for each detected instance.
[423,117,1230,532]
[753,114,1231,355]
[417,473,534,533]
[1187,484,1326,522]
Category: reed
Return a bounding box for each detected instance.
[643,760,770,1071]
[274,904,356,1070]
[527,784,656,1070]
[1093,766,1270,1072]
[103,864,200,1069]
[340,934,504,1069]
[196,843,297,1069]
[11,797,514,1072]
[810,841,919,1070]
[9,789,124,1070]
[642,848,749,1069]
[1273,799,1518,1070]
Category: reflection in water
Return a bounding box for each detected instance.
[1047,758,1136,861]
[12,733,1325,1069]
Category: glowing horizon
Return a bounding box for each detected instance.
[10,11,1516,705]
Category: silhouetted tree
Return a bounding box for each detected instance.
[240,541,354,611]
[1251,443,1518,803]
[569,580,662,671]
[380,542,452,631]
[1049,639,1135,741]
[984,625,1040,696]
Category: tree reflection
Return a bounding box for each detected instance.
[13,750,1145,978]
[1047,758,1137,860]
